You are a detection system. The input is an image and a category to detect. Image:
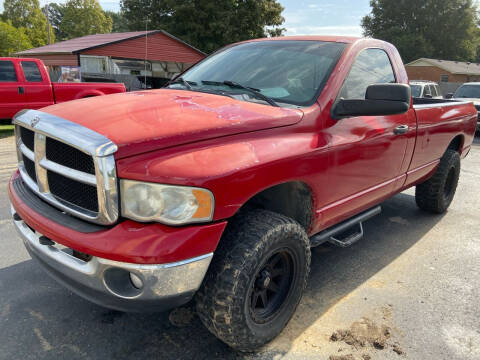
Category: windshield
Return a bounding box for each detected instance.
[167,40,346,106]
[410,84,422,97]
[454,85,480,98]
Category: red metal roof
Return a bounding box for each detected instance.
[16,30,205,57]
[82,32,205,63]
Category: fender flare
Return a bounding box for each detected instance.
[74,90,104,99]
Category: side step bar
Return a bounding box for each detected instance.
[310,206,382,248]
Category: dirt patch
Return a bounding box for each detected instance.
[169,307,195,327]
[329,316,406,358]
[329,355,355,360]
[393,343,404,355]
[330,317,391,350]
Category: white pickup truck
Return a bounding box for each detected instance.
[449,82,480,132]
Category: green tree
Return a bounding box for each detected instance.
[104,10,129,33]
[43,3,68,41]
[0,20,32,55]
[60,0,113,39]
[362,0,479,63]
[2,0,54,47]
[120,0,285,54]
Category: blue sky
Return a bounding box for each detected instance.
[0,0,371,36]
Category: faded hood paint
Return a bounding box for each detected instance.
[41,89,304,158]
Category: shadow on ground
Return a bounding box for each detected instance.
[0,193,443,360]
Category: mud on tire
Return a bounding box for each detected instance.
[415,149,460,214]
[195,210,311,351]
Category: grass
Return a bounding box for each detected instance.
[0,124,14,139]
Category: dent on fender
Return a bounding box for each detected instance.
[117,132,317,183]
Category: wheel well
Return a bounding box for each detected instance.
[448,135,464,153]
[239,182,313,231]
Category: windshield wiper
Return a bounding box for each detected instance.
[200,80,279,107]
[166,77,196,90]
[223,80,279,107]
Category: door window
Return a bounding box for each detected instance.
[0,60,18,82]
[21,61,43,82]
[424,85,432,97]
[339,48,395,99]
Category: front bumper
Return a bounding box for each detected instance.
[11,205,213,312]
[8,172,226,312]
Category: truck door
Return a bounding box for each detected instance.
[0,60,25,119]
[20,60,54,110]
[321,48,416,226]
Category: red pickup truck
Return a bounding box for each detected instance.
[0,57,126,119]
[8,36,477,350]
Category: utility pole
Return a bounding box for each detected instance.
[44,3,52,44]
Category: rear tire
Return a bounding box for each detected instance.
[415,149,460,213]
[195,210,310,351]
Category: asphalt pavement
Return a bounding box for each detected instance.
[0,135,479,360]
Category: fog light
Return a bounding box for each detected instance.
[129,272,143,289]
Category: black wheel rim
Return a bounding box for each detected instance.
[249,249,295,324]
[444,167,456,200]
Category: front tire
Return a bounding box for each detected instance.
[415,149,460,213]
[196,210,310,351]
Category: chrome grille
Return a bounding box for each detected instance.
[23,155,36,181]
[14,110,118,225]
[46,137,96,174]
[20,127,34,151]
[47,170,99,212]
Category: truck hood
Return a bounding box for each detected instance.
[42,89,304,158]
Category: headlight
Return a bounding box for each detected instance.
[120,179,214,225]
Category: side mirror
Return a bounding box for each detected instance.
[445,93,454,99]
[333,83,411,118]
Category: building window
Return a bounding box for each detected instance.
[440,75,449,82]
[467,76,470,82]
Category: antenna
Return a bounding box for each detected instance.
[144,18,148,89]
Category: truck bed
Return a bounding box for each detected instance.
[52,82,126,103]
[408,97,477,176]
[412,97,470,107]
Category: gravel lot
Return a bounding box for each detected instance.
[0,135,479,360]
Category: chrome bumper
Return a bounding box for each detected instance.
[11,205,212,312]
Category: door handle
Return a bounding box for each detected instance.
[18,86,24,94]
[394,125,409,135]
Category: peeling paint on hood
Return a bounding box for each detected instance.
[41,89,304,158]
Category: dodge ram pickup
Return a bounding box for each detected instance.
[8,36,477,351]
[0,57,126,119]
